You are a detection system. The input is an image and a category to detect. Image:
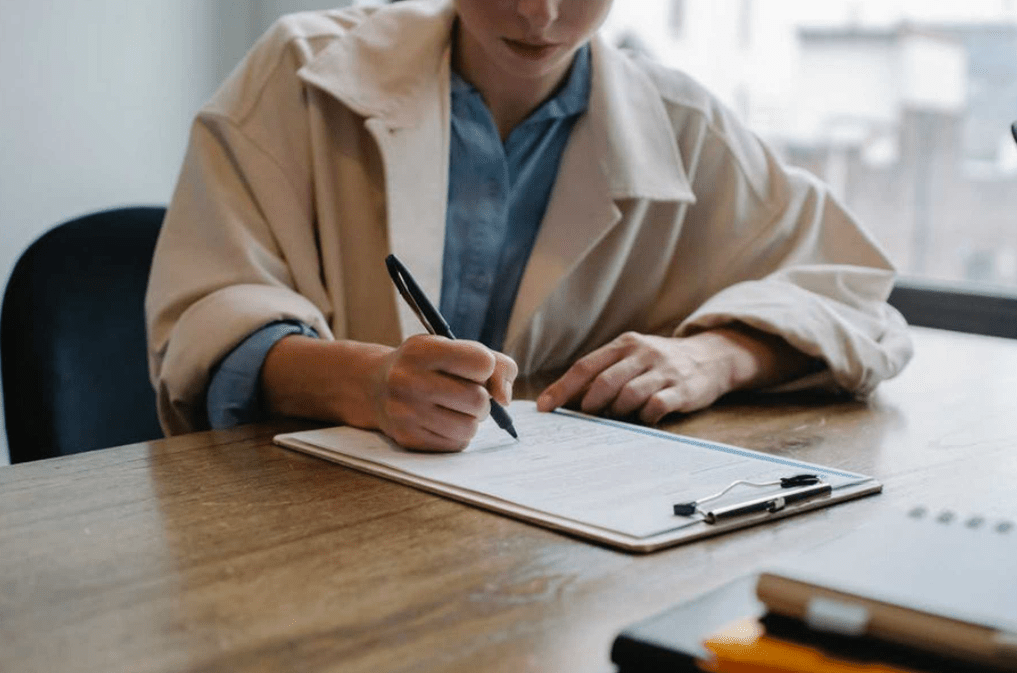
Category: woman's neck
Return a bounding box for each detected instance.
[452,22,574,141]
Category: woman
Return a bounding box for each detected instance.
[146,0,912,451]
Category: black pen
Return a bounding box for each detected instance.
[385,254,518,440]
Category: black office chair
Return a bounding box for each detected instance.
[1,206,166,463]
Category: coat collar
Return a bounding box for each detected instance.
[500,37,697,354]
[297,0,694,203]
[297,0,457,130]
[587,36,695,202]
[297,0,698,352]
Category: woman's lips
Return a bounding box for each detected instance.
[502,38,560,60]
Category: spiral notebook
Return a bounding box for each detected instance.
[756,507,1017,669]
[612,508,1017,671]
[274,401,881,553]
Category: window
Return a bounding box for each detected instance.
[670,0,686,37]
[738,0,753,49]
[602,0,1017,292]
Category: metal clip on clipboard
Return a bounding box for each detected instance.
[673,474,833,524]
[702,481,833,524]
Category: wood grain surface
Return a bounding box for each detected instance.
[2,327,1016,673]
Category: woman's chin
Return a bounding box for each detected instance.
[494,40,574,80]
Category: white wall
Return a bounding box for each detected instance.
[257,0,350,34]
[0,0,352,466]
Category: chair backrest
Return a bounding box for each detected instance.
[1,207,165,463]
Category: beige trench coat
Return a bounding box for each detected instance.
[146,0,912,435]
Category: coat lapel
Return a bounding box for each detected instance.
[298,0,455,340]
[503,36,697,353]
[364,85,451,340]
[297,4,699,353]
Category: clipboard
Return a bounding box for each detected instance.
[274,401,881,553]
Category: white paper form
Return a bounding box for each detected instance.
[275,401,875,544]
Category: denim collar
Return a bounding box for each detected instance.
[450,43,591,126]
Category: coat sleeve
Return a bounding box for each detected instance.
[146,13,394,435]
[670,106,913,397]
[146,111,334,436]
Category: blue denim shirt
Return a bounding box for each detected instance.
[206,45,592,429]
[441,45,590,349]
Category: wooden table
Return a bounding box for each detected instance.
[3,327,1016,673]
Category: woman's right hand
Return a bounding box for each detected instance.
[260,334,517,452]
[369,335,517,452]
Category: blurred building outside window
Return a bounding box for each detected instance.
[602,0,1017,292]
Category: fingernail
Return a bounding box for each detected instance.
[503,381,513,404]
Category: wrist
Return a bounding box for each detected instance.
[690,328,768,391]
[698,325,814,391]
[260,336,393,428]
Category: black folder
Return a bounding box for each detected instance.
[611,575,1006,673]
[612,506,1016,673]
[611,575,761,673]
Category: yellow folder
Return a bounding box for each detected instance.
[699,618,919,673]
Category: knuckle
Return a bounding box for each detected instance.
[398,335,427,361]
[581,385,610,413]
[448,416,479,449]
[408,334,448,359]
[459,342,496,379]
[573,358,598,378]
[621,378,642,396]
[479,349,497,377]
[389,425,416,448]
[616,382,642,408]
[385,367,418,397]
[585,375,611,400]
[499,354,519,380]
[639,407,661,426]
[466,385,490,413]
[644,391,671,419]
[403,333,428,349]
[671,377,692,398]
[619,331,644,347]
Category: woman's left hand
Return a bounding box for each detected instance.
[536,328,816,424]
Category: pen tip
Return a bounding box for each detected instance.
[508,426,519,440]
